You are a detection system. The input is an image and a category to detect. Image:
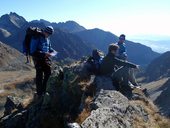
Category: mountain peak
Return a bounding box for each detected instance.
[9,12,20,17]
[64,20,82,25]
[54,20,86,33]
[0,12,26,29]
[30,19,86,33]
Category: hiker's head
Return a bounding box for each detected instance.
[108,44,119,54]
[44,26,54,37]
[119,34,126,43]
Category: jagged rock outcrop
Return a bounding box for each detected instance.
[0,62,91,128]
[81,76,148,128]
[3,96,24,117]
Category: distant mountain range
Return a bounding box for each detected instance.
[129,34,170,53]
[145,51,170,81]
[75,29,160,65]
[32,19,86,33]
[130,39,170,53]
[0,12,160,65]
[144,51,170,116]
[0,12,91,60]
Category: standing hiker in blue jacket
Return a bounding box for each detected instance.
[30,26,55,97]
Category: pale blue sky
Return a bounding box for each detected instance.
[0,0,170,38]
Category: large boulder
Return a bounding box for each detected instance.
[81,76,149,128]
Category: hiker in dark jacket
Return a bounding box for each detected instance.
[100,44,138,76]
[30,26,55,97]
[100,44,139,98]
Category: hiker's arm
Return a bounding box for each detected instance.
[48,41,58,57]
[114,58,137,68]
[49,42,55,53]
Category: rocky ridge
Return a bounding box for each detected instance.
[0,61,170,128]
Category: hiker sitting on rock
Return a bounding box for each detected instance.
[100,44,139,98]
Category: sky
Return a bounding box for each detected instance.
[0,0,170,52]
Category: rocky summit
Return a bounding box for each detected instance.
[0,61,170,128]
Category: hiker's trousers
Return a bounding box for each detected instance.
[111,66,133,99]
[33,57,51,96]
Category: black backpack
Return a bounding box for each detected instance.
[23,27,43,56]
[87,49,104,75]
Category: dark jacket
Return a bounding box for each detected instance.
[100,52,137,76]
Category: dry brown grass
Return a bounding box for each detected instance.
[132,88,147,98]
[0,70,35,117]
[142,77,169,91]
[22,96,34,108]
[3,77,34,90]
[76,108,91,124]
[73,76,97,124]
[131,100,170,128]
[0,91,11,97]
[76,96,93,124]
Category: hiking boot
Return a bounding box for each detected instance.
[129,81,135,89]
[129,82,142,89]
[142,88,150,97]
[67,123,81,128]
[134,85,142,89]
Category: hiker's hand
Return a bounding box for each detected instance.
[45,52,52,57]
[136,65,140,69]
[135,65,140,71]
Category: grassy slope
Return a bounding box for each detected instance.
[0,69,35,117]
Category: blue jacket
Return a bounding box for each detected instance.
[30,36,54,58]
[117,42,127,60]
